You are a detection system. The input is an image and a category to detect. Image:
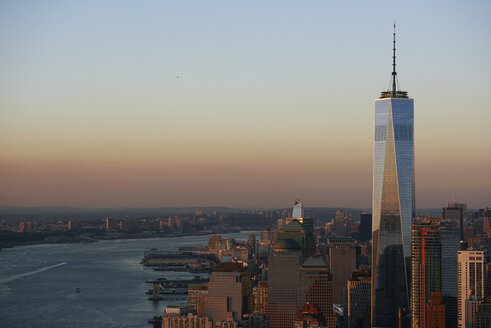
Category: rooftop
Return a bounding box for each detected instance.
[302,257,328,268]
[279,219,305,232]
[272,238,301,251]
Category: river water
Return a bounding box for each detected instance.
[0,231,256,328]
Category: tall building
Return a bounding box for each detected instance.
[327,238,356,305]
[475,300,491,328]
[410,217,442,328]
[457,250,486,328]
[266,238,303,328]
[464,295,483,328]
[277,219,308,259]
[299,257,336,327]
[252,281,268,314]
[204,262,251,323]
[259,226,274,254]
[441,219,461,328]
[427,292,446,328]
[371,24,413,327]
[443,202,466,241]
[285,200,315,257]
[292,199,304,219]
[334,209,346,238]
[345,271,371,328]
[359,212,372,242]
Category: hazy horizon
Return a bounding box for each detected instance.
[1,1,490,209]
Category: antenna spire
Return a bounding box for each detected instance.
[379,22,408,99]
[392,21,397,96]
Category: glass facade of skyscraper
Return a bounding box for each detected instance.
[371,95,414,327]
[441,219,460,328]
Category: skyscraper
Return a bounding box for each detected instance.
[327,238,357,305]
[371,24,414,327]
[410,217,442,328]
[345,271,371,328]
[359,212,372,242]
[285,200,315,257]
[443,202,466,241]
[457,250,485,328]
[266,238,303,328]
[440,219,460,328]
[276,220,308,258]
[292,199,304,219]
[334,209,347,238]
[299,257,336,327]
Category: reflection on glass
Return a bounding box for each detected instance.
[372,97,414,327]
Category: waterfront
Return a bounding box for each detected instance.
[0,231,256,328]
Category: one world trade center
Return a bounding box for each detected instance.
[371,24,414,327]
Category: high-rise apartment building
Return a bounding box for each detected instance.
[266,238,303,328]
[204,262,251,323]
[441,219,461,328]
[327,238,356,305]
[372,24,413,327]
[457,250,486,328]
[410,217,442,328]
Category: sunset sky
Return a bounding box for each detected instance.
[1,1,490,209]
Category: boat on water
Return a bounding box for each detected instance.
[75,287,80,293]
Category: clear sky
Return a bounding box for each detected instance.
[1,0,490,209]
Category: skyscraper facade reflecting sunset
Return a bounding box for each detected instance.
[371,24,414,327]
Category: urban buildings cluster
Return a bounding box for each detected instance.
[157,200,490,328]
[1,26,490,328]
[158,27,491,328]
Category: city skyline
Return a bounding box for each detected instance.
[1,1,490,209]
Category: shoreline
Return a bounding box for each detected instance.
[0,227,264,250]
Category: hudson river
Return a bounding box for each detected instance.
[0,231,256,328]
